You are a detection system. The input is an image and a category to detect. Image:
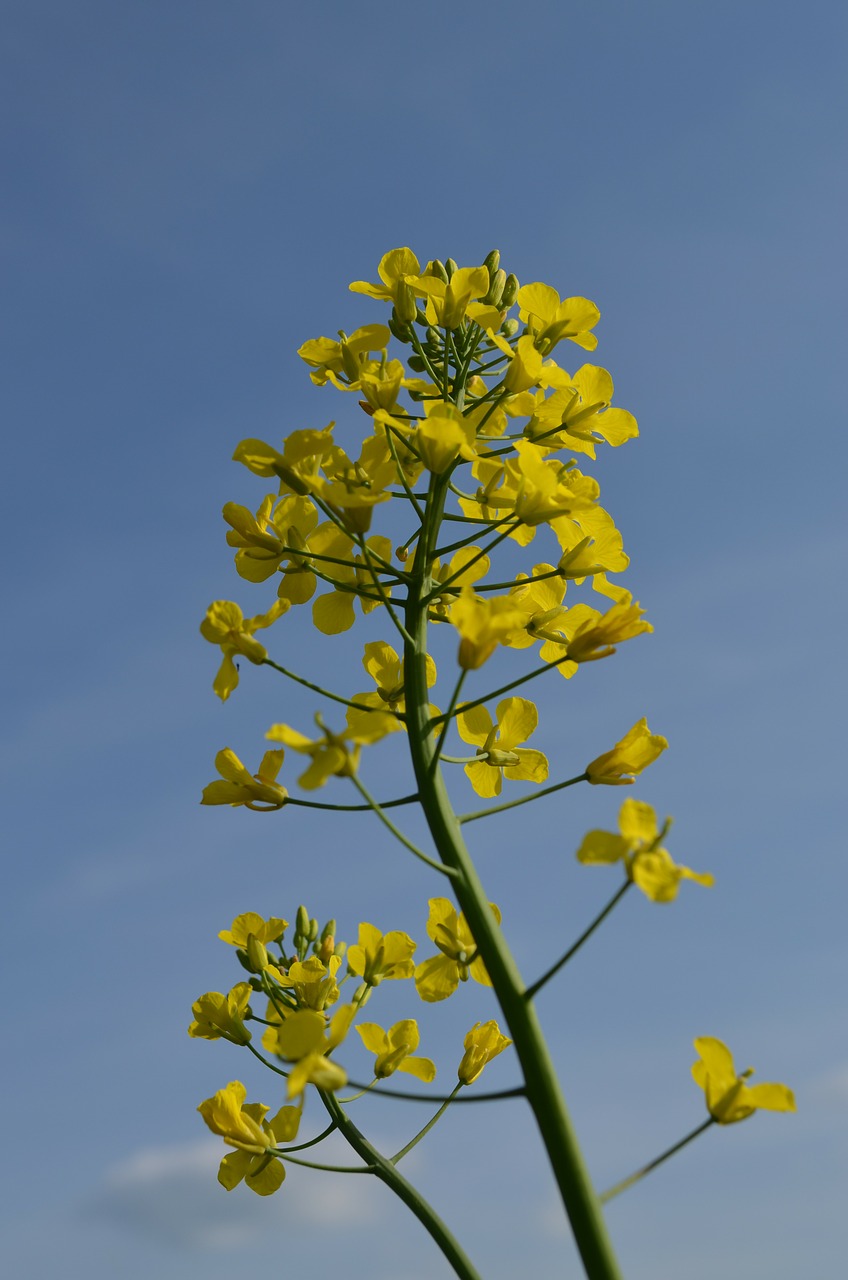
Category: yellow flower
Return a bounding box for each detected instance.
[576,798,714,902]
[407,263,495,330]
[429,546,491,618]
[524,364,638,459]
[200,748,287,810]
[586,718,667,785]
[346,922,416,986]
[457,697,549,798]
[458,1021,512,1084]
[197,1081,300,1196]
[692,1037,796,1124]
[266,711,401,789]
[414,897,501,1003]
[450,586,528,669]
[267,954,343,1013]
[297,324,391,387]
[565,601,652,663]
[311,532,396,635]
[218,913,288,949]
[269,1006,355,1099]
[350,247,421,322]
[200,599,289,701]
[357,1020,436,1081]
[516,282,601,354]
[188,982,252,1045]
[232,426,335,496]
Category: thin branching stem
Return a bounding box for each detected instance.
[525,882,632,1000]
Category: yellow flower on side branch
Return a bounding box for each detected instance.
[457,697,548,798]
[415,897,500,1002]
[458,1021,512,1085]
[357,1019,436,1081]
[200,599,289,701]
[198,1080,300,1196]
[576,798,713,902]
[200,748,288,810]
[692,1037,796,1124]
[586,719,667,785]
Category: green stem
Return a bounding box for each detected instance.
[285,793,418,813]
[261,657,407,721]
[321,1091,483,1280]
[273,1149,373,1174]
[339,1079,525,1103]
[430,669,467,771]
[458,773,587,824]
[402,472,623,1280]
[391,1082,463,1164]
[433,648,579,723]
[600,1119,715,1204]
[525,882,632,1000]
[355,532,414,645]
[348,774,458,879]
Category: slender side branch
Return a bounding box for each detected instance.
[458,773,588,824]
[321,1092,483,1280]
[391,1083,463,1164]
[262,657,408,722]
[348,774,459,879]
[525,882,632,1000]
[600,1119,716,1204]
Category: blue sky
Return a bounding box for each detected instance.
[3,2,846,1276]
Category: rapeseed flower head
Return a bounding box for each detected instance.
[357,1019,436,1081]
[516,282,600,354]
[450,586,527,669]
[269,1006,355,1099]
[457,697,548,798]
[415,897,500,1003]
[458,1021,512,1084]
[346,922,416,986]
[565,601,652,663]
[200,599,289,701]
[201,748,287,810]
[198,1080,300,1196]
[218,913,287,949]
[692,1037,796,1124]
[266,711,401,789]
[576,798,714,902]
[188,982,253,1045]
[586,719,667,785]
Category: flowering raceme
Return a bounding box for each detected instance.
[190,245,792,1276]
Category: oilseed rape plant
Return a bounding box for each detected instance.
[192,248,794,1278]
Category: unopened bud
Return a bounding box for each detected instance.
[501,273,519,307]
[415,306,429,325]
[388,314,412,343]
[445,257,458,278]
[235,947,254,974]
[246,934,270,972]
[501,317,520,338]
[428,259,449,283]
[426,326,441,347]
[308,916,319,942]
[485,268,506,308]
[483,249,501,276]
[295,905,310,937]
[396,545,409,562]
[394,281,418,325]
[407,355,426,372]
[317,934,335,963]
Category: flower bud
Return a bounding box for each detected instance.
[246,934,270,972]
[501,317,520,338]
[426,326,441,347]
[484,268,506,308]
[483,249,501,276]
[445,257,458,278]
[388,314,413,343]
[427,259,449,283]
[415,306,429,325]
[501,273,519,307]
[407,355,426,372]
[295,905,310,937]
[394,281,418,325]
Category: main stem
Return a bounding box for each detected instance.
[403,472,623,1280]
